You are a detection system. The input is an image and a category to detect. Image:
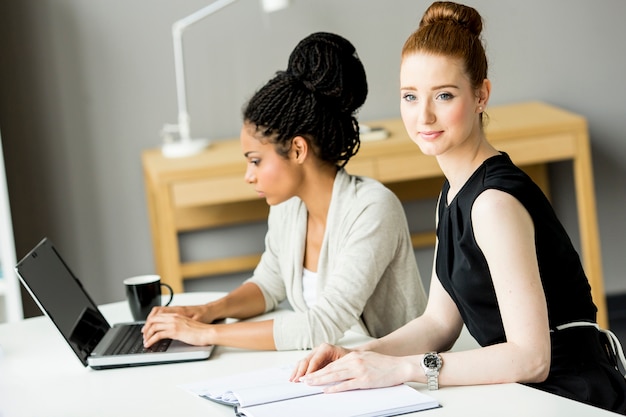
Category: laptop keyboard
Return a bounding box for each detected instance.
[107,324,172,355]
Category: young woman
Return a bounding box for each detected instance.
[291,3,626,413]
[141,32,427,352]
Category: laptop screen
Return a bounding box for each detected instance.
[15,238,110,366]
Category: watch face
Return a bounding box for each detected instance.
[424,354,441,369]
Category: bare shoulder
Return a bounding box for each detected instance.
[472,189,526,219]
[471,188,534,243]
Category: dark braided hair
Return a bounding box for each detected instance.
[242,32,368,167]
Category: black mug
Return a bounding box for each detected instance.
[123,275,174,321]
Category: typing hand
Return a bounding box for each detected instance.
[142,312,213,347]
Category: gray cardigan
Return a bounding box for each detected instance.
[247,169,427,350]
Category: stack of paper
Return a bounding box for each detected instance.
[181,364,439,417]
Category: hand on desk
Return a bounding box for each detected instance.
[291,343,415,393]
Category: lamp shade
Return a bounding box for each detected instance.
[261,0,289,12]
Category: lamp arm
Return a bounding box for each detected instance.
[173,0,239,34]
[171,0,239,142]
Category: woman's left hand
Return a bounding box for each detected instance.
[299,350,414,393]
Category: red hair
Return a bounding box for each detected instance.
[402,1,488,93]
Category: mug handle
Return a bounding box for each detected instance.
[160,283,174,306]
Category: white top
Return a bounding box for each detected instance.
[302,267,317,308]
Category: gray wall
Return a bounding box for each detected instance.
[0,0,624,315]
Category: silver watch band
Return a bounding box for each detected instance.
[426,372,439,390]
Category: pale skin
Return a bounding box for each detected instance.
[290,52,552,392]
[141,124,337,350]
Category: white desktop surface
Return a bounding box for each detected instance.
[0,292,618,417]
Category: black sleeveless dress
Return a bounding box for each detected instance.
[435,152,626,414]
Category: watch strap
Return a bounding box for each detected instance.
[426,371,439,390]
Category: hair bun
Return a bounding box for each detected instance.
[420,1,482,37]
[286,32,367,114]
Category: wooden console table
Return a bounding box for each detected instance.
[142,101,608,327]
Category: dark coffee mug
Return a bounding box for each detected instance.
[123,275,174,321]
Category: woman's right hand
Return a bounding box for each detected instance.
[290,343,352,382]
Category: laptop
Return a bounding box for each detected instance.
[15,237,215,369]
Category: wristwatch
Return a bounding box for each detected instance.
[421,352,443,390]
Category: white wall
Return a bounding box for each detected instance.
[0,0,624,315]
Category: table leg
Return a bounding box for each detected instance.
[573,129,608,328]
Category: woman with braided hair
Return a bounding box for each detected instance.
[142,32,427,352]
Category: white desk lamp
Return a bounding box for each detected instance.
[162,0,290,158]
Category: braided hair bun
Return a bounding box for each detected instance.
[243,32,368,167]
[287,32,367,114]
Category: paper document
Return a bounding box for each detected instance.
[180,364,439,417]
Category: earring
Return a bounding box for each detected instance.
[478,106,483,113]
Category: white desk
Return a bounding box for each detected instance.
[0,292,617,417]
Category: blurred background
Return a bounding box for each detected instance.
[0,1,624,326]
